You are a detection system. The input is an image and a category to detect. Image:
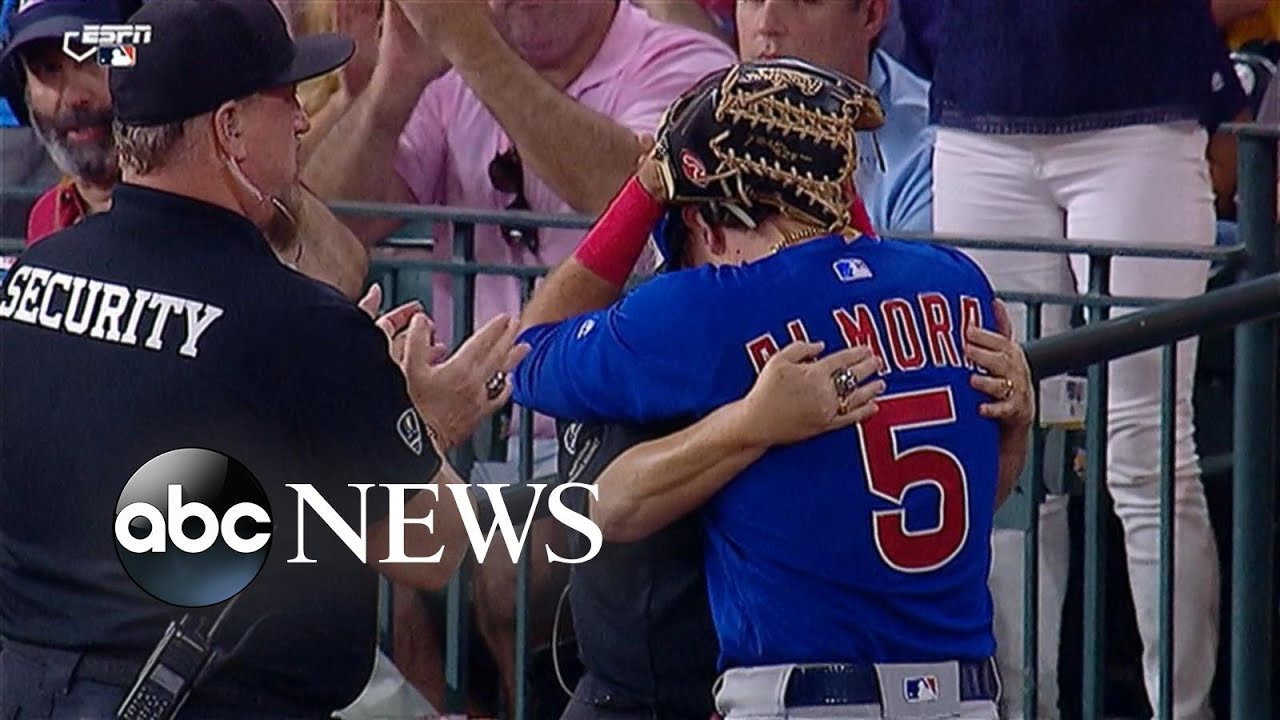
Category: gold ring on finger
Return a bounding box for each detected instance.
[836,392,854,416]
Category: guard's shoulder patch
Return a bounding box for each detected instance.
[397,408,424,456]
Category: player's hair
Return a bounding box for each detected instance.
[695,200,781,232]
[113,118,189,176]
[663,201,785,268]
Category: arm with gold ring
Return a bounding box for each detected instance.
[964,300,1036,508]
[589,342,887,542]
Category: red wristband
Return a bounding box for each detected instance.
[573,177,665,287]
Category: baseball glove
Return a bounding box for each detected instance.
[649,57,885,235]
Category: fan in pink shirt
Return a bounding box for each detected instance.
[302,0,732,712]
[391,2,732,350]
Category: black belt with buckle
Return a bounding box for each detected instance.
[783,658,1000,707]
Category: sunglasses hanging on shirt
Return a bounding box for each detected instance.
[487,146,541,257]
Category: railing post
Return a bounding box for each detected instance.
[514,277,538,720]
[1231,128,1278,720]
[1023,302,1045,720]
[446,222,479,713]
[1083,256,1112,720]
[1157,345,1176,720]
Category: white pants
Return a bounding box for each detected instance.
[933,123,1221,720]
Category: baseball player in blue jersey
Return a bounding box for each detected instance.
[512,58,1035,720]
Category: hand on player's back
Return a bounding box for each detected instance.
[739,341,886,447]
[965,300,1035,430]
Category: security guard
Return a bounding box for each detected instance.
[0,0,520,717]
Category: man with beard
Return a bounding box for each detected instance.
[0,0,138,247]
[0,0,369,303]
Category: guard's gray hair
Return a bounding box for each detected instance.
[112,119,190,176]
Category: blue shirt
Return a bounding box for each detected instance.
[514,235,1001,667]
[857,50,934,234]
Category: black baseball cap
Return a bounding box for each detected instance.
[110,0,354,126]
[0,0,139,65]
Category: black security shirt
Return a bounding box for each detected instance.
[556,420,720,718]
[0,184,442,713]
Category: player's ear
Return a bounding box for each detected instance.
[680,205,706,245]
[687,207,730,257]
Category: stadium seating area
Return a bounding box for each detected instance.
[1,1,1278,719]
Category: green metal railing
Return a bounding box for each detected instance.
[0,126,1275,720]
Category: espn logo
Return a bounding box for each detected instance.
[63,24,151,66]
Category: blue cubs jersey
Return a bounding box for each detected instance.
[514,233,1001,669]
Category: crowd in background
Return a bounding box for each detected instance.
[0,1,1277,719]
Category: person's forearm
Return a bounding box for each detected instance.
[292,186,370,300]
[633,0,726,40]
[299,87,353,169]
[1212,0,1268,27]
[996,425,1030,508]
[518,258,625,332]
[591,401,766,542]
[371,458,476,591]
[302,71,421,244]
[446,23,646,215]
[519,177,665,332]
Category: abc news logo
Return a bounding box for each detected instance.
[115,448,600,607]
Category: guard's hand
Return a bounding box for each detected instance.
[402,313,531,449]
[966,300,1035,429]
[358,284,441,364]
[737,341,886,448]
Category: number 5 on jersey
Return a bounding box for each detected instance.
[858,387,969,573]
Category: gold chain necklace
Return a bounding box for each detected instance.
[770,225,831,254]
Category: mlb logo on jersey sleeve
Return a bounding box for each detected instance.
[833,257,873,282]
[903,675,939,703]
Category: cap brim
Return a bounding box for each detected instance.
[271,33,355,87]
[0,15,86,65]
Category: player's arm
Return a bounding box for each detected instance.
[589,343,886,542]
[512,271,724,424]
[518,155,668,334]
[964,300,1035,507]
